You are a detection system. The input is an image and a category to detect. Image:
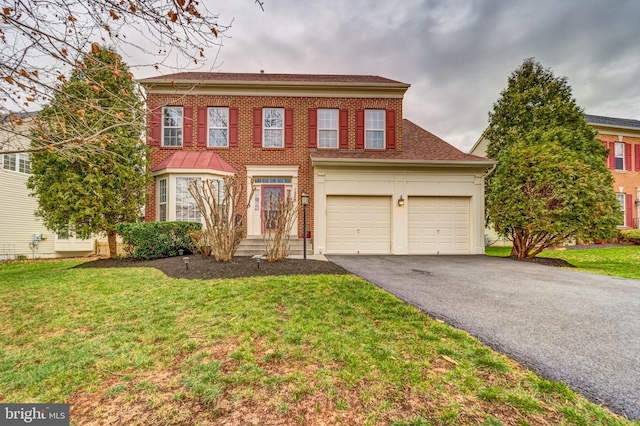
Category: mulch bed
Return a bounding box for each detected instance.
[75,242,630,279]
[506,256,575,268]
[74,255,350,279]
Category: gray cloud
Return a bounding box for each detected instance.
[137,0,640,151]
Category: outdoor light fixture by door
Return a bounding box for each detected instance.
[398,196,405,207]
[301,191,310,260]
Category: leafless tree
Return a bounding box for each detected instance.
[0,0,264,155]
[262,191,298,262]
[188,175,255,262]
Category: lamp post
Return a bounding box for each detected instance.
[301,191,310,260]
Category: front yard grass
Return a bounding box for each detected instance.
[1,259,637,425]
[485,245,640,280]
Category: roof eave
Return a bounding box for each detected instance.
[588,122,640,132]
[139,79,411,93]
[151,167,237,176]
[310,157,496,167]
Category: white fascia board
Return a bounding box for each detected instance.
[310,157,496,168]
[139,80,410,99]
[151,168,236,177]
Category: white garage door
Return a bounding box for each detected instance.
[326,196,391,254]
[408,197,470,254]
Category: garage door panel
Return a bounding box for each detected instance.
[326,196,391,254]
[408,197,470,255]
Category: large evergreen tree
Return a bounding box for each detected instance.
[28,46,150,258]
[485,58,620,258]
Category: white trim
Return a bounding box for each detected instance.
[161,106,183,147]
[314,165,486,255]
[154,171,230,222]
[614,142,625,171]
[207,107,229,148]
[152,168,236,177]
[245,165,299,237]
[616,192,626,227]
[317,108,339,149]
[263,107,284,148]
[365,109,385,149]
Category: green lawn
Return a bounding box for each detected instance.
[1,259,637,425]
[486,245,640,280]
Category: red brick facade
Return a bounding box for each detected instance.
[596,132,640,228]
[142,78,405,238]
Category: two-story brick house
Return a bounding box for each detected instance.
[585,114,640,229]
[139,73,494,255]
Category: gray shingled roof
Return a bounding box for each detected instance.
[310,119,494,164]
[0,111,38,123]
[139,72,408,86]
[584,114,640,129]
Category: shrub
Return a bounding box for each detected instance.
[188,229,212,259]
[115,222,202,260]
[619,229,640,245]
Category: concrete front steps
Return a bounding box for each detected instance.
[235,236,313,257]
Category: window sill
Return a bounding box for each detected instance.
[1,168,30,175]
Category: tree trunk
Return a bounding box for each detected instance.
[511,229,530,259]
[108,231,117,259]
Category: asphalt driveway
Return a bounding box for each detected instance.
[327,255,640,420]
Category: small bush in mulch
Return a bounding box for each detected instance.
[114,222,201,260]
[74,256,350,279]
[618,230,640,245]
[507,256,575,268]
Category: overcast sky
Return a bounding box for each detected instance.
[135,0,640,152]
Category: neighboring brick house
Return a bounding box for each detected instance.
[469,113,640,246]
[139,73,494,255]
[586,114,640,229]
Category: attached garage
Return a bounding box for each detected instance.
[326,196,391,254]
[310,119,495,255]
[408,196,470,254]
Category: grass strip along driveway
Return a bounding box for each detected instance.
[486,245,640,280]
[1,259,637,425]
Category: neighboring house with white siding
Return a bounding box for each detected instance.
[0,113,94,260]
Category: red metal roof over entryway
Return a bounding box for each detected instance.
[151,151,238,174]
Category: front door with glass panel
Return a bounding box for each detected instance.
[262,185,284,233]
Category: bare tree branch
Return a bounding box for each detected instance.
[1,0,263,154]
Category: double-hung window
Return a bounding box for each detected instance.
[2,151,30,174]
[158,178,167,222]
[162,106,183,147]
[208,107,229,147]
[614,142,625,170]
[18,154,30,173]
[616,193,626,227]
[175,177,201,222]
[318,109,338,149]
[2,153,16,171]
[263,108,284,148]
[365,109,385,149]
